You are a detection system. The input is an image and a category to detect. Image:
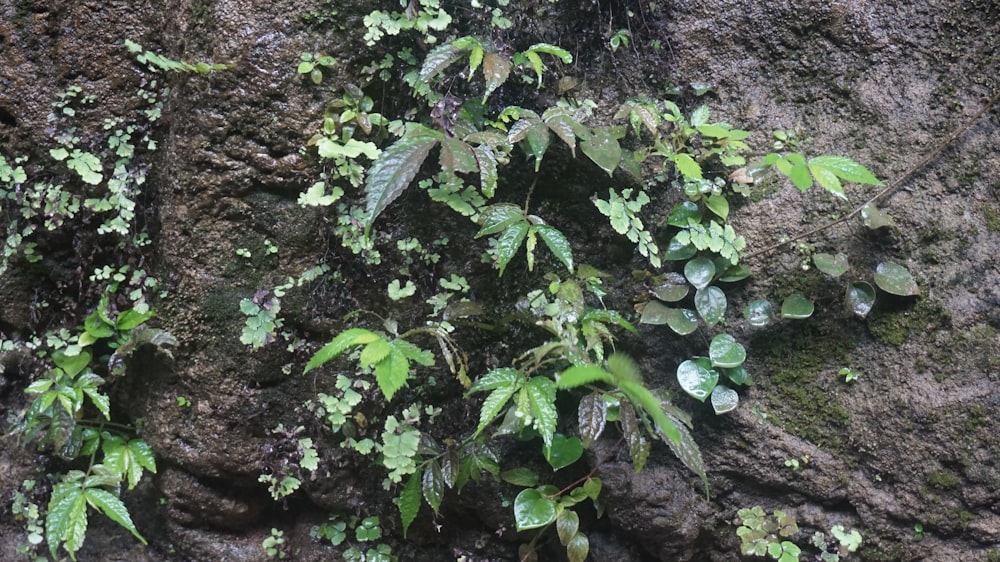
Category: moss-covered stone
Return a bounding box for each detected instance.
[867,298,949,347]
[983,204,1000,232]
[926,469,961,490]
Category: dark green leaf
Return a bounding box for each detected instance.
[874,261,920,296]
[494,221,529,276]
[684,257,716,290]
[513,488,558,531]
[526,377,557,447]
[439,138,478,174]
[52,350,92,377]
[422,460,445,513]
[718,264,752,282]
[780,293,814,319]
[663,234,697,261]
[846,281,877,318]
[363,126,440,235]
[501,467,540,487]
[476,204,525,237]
[577,392,607,448]
[664,308,700,336]
[419,42,466,82]
[694,286,726,326]
[666,201,702,227]
[556,509,579,546]
[676,359,718,402]
[85,488,145,543]
[399,470,422,537]
[725,366,750,385]
[534,224,574,273]
[744,299,774,327]
[545,434,584,470]
[619,400,650,472]
[709,334,746,368]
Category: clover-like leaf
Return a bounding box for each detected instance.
[545,434,584,470]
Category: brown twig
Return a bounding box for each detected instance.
[743,90,1000,261]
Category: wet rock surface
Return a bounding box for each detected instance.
[2,0,999,561]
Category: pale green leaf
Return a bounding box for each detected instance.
[305,328,379,373]
[694,286,726,326]
[708,334,746,368]
[566,531,589,562]
[557,365,613,389]
[781,293,815,319]
[705,194,729,220]
[672,153,702,180]
[513,488,558,531]
[374,348,409,401]
[580,128,621,176]
[556,509,579,546]
[808,155,881,185]
[846,281,876,318]
[874,261,920,296]
[526,376,557,447]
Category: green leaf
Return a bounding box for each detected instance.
[672,153,703,180]
[809,155,881,186]
[422,460,445,513]
[807,159,846,199]
[813,253,849,277]
[363,126,440,235]
[653,272,690,302]
[705,195,729,220]
[577,391,607,448]
[545,434,584,470]
[469,368,519,393]
[501,467,540,487]
[580,128,621,176]
[439,137,479,174]
[544,111,581,157]
[556,509,579,546]
[419,42,466,82]
[476,204,525,237]
[473,144,500,197]
[534,224,574,273]
[618,379,681,446]
[399,470,422,537]
[694,286,726,326]
[663,233,697,261]
[619,400,650,472]
[743,299,774,327]
[781,293,815,319]
[874,261,920,296]
[789,162,812,191]
[374,348,410,401]
[557,365,613,388]
[846,281,877,318]
[84,488,145,543]
[52,350,91,377]
[509,114,550,170]
[393,339,435,367]
[526,377,557,447]
[360,337,392,366]
[861,203,896,229]
[494,220,529,276]
[725,365,750,385]
[472,380,520,436]
[526,43,573,63]
[566,531,589,562]
[513,488,558,531]
[676,359,718,402]
[664,308,700,336]
[684,257,716,290]
[710,384,739,414]
[709,334,746,368]
[305,328,379,373]
[666,201,702,227]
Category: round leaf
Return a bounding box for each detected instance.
[665,308,699,336]
[639,300,671,325]
[781,293,814,319]
[676,359,719,402]
[724,365,749,385]
[694,286,726,326]
[666,201,701,227]
[652,273,689,302]
[705,194,730,220]
[663,234,697,261]
[710,385,739,414]
[874,261,920,296]
[846,281,876,318]
[545,434,584,470]
[556,510,579,546]
[514,488,558,531]
[709,334,746,368]
[813,253,848,277]
[718,264,751,282]
[744,299,773,327]
[684,257,716,290]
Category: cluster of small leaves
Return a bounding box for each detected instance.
[258,424,320,501]
[239,265,330,349]
[311,515,397,561]
[811,525,863,561]
[593,188,660,267]
[262,528,287,559]
[736,506,802,562]
[11,480,46,560]
[125,39,233,74]
[476,203,574,276]
[363,0,452,46]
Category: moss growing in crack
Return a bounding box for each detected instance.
[867,298,948,347]
[926,469,961,490]
[982,204,1000,232]
[753,325,855,450]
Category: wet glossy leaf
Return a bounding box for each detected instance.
[684,257,716,290]
[710,384,739,414]
[577,392,607,448]
[861,203,896,229]
[580,128,621,176]
[619,400,649,472]
[482,51,511,100]
[399,470,422,537]
[705,194,729,220]
[638,300,670,325]
[514,488,558,531]
[494,221,529,276]
[666,201,702,227]
[874,261,920,296]
[718,264,751,282]
[781,293,814,319]
[526,377,557,447]
[813,253,848,277]
[422,460,445,513]
[566,532,589,562]
[653,272,689,302]
[677,359,718,402]
[535,224,574,273]
[672,153,702,180]
[724,365,749,385]
[665,308,700,336]
[744,299,774,327]
[419,42,466,82]
[556,509,579,546]
[363,126,440,235]
[545,434,584,470]
[501,468,540,487]
[663,234,697,261]
[694,286,726,326]
[709,334,746,368]
[846,281,877,318]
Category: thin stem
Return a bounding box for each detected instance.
[744,90,1000,261]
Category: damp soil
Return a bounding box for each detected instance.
[1,1,999,561]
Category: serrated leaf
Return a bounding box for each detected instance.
[422,460,445,513]
[514,488,558,531]
[813,253,849,277]
[661,409,708,496]
[474,145,499,197]
[874,261,920,296]
[710,384,739,414]
[363,126,439,235]
[474,385,519,437]
[482,51,511,100]
[580,128,621,176]
[676,359,718,402]
[469,368,519,393]
[393,339,435,367]
[619,400,650,472]
[360,337,392,366]
[577,392,607,448]
[399,470,422,537]
[476,203,525,237]
[566,531,589,562]
[694,286,726,326]
[305,328,379,373]
[619,379,682,446]
[526,43,573,63]
[439,137,478,174]
[781,293,815,319]
[526,377,557,447]
[846,281,877,318]
[558,365,613,388]
[419,42,466,82]
[709,334,746,368]
[374,348,409,401]
[690,105,709,127]
[672,153,703,180]
[808,155,881,185]
[545,434,583,470]
[494,220,529,276]
[47,480,86,559]
[556,509,579,546]
[84,488,145,544]
[534,224,574,273]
